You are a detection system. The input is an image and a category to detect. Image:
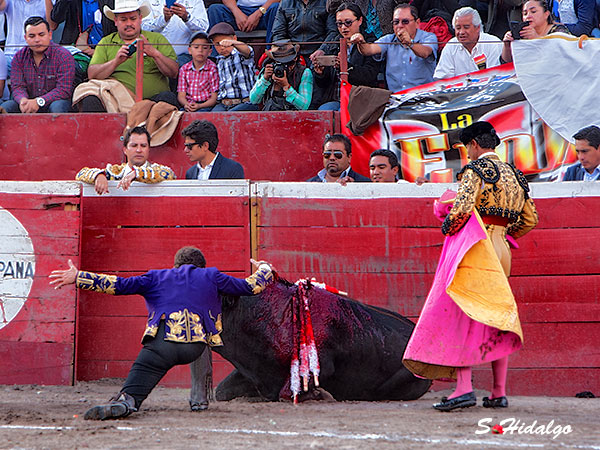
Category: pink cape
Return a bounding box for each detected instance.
[402,214,522,381]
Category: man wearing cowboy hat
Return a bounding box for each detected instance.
[78,0,180,111]
[248,40,313,111]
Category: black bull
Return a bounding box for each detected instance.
[193,278,431,402]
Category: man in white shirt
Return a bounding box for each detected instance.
[143,0,209,65]
[434,7,502,80]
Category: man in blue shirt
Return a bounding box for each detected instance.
[563,125,600,181]
[49,246,274,420]
[350,3,437,92]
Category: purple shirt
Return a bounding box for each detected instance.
[10,42,76,104]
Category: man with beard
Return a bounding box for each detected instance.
[307,134,370,183]
[434,7,502,80]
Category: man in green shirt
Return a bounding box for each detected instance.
[77,0,179,111]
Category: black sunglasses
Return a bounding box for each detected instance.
[392,18,414,26]
[323,150,345,159]
[336,18,357,28]
[183,142,201,149]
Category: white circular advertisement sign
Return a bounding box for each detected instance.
[0,207,36,330]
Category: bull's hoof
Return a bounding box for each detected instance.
[190,401,209,412]
[296,387,335,403]
[432,392,476,412]
[482,396,508,408]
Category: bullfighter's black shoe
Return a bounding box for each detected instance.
[433,392,476,411]
[190,401,209,412]
[482,396,508,408]
[84,392,137,420]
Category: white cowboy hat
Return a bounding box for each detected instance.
[104,0,152,21]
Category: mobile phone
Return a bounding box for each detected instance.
[127,41,137,57]
[314,55,337,67]
[166,0,176,7]
[509,21,529,40]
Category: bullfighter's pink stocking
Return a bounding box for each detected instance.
[449,366,472,399]
[491,356,508,399]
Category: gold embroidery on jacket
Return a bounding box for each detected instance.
[442,156,538,237]
[76,271,117,294]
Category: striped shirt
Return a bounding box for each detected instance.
[216,48,257,101]
[10,42,76,104]
[177,59,219,103]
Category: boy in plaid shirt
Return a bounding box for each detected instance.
[208,22,258,111]
[177,32,219,112]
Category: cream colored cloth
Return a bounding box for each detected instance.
[125,100,183,147]
[72,79,136,113]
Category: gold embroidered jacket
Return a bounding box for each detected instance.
[441,154,538,237]
[76,161,175,184]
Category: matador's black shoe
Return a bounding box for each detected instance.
[433,392,476,411]
[84,392,138,420]
[190,401,209,412]
[482,396,508,408]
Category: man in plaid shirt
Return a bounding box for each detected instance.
[1,16,75,113]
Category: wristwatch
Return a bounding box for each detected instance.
[259,6,267,14]
[408,39,414,49]
[36,97,46,107]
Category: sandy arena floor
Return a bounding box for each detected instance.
[0,381,598,449]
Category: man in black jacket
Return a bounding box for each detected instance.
[183,119,245,180]
[307,133,370,183]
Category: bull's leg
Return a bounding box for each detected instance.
[189,348,213,411]
[215,369,264,401]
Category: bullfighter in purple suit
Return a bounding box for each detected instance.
[49,246,273,420]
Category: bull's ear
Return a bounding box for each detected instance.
[220,294,237,308]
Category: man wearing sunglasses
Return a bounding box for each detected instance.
[183,119,245,180]
[350,3,437,92]
[307,134,371,183]
[76,126,175,195]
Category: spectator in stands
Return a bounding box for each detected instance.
[143,0,209,66]
[76,0,179,112]
[271,0,338,65]
[48,0,117,53]
[327,0,410,39]
[207,0,279,47]
[501,0,569,63]
[1,16,75,113]
[76,126,175,195]
[249,39,312,111]
[307,133,371,182]
[177,32,218,111]
[563,125,600,181]
[208,21,258,111]
[434,7,501,79]
[552,0,598,36]
[0,0,47,70]
[0,48,9,102]
[351,3,437,92]
[183,119,245,179]
[311,2,379,110]
[369,148,398,182]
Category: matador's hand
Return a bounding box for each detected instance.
[49,259,79,289]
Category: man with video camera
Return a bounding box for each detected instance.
[248,40,313,111]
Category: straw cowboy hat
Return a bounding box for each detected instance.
[104,0,152,21]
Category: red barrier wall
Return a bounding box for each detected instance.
[0,182,81,385]
[1,180,598,397]
[0,112,337,182]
